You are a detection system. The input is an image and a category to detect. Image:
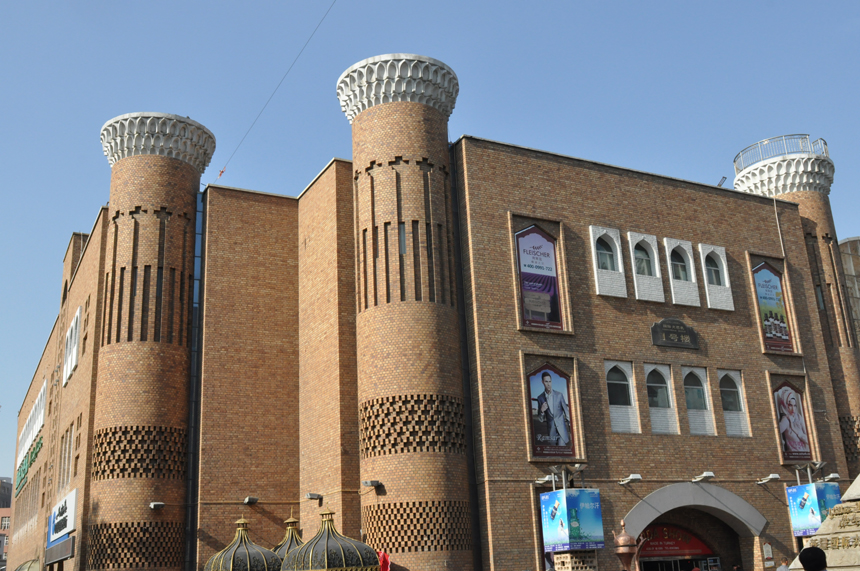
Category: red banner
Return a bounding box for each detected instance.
[638,525,713,559]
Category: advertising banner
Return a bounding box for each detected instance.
[753,262,794,353]
[786,483,842,537]
[528,364,576,458]
[49,489,77,543]
[516,226,563,330]
[540,488,604,552]
[815,482,843,523]
[638,525,713,559]
[773,382,812,462]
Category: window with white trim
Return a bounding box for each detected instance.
[645,364,679,434]
[683,367,715,435]
[664,238,700,306]
[635,244,653,276]
[699,244,734,311]
[628,233,664,302]
[605,361,639,433]
[671,249,689,281]
[590,226,627,298]
[63,306,82,384]
[705,255,722,285]
[719,370,750,437]
[1,517,9,530]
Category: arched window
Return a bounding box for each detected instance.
[706,254,722,286]
[720,375,742,411]
[596,237,616,272]
[634,243,653,276]
[671,249,689,282]
[607,366,631,406]
[647,370,670,408]
[62,280,68,305]
[684,373,707,410]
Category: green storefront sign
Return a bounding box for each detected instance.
[15,436,43,496]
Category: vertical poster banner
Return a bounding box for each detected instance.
[540,489,569,552]
[752,262,794,353]
[773,382,812,462]
[528,364,576,458]
[787,484,822,536]
[564,488,604,549]
[815,482,842,522]
[516,226,563,330]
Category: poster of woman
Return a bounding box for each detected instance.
[774,382,811,461]
[516,225,563,330]
[528,364,575,458]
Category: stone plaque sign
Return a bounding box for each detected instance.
[651,318,699,349]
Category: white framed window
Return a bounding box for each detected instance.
[63,306,82,385]
[718,370,750,437]
[590,226,627,298]
[682,366,714,435]
[645,364,678,434]
[664,239,700,307]
[628,232,664,302]
[1,516,9,530]
[699,244,734,311]
[605,360,639,433]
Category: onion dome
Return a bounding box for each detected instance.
[273,515,305,560]
[205,518,282,571]
[282,509,379,571]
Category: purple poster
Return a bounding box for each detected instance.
[516,226,563,330]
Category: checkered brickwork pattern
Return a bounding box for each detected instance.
[553,551,597,571]
[840,416,860,461]
[363,501,471,553]
[87,521,184,569]
[359,394,466,457]
[92,425,187,480]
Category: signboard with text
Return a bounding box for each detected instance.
[787,483,841,537]
[49,489,77,543]
[638,525,713,559]
[753,262,794,353]
[516,226,563,330]
[540,488,604,552]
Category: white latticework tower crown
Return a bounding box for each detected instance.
[733,134,834,197]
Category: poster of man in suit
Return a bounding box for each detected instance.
[529,364,575,457]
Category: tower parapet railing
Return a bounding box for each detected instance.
[733,134,828,174]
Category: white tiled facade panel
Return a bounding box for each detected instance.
[590,226,627,298]
[664,238,700,307]
[700,244,734,311]
[644,363,678,434]
[605,360,639,433]
[682,366,714,435]
[628,232,664,302]
[718,369,751,437]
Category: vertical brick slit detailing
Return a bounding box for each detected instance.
[102,273,110,347]
[438,223,446,305]
[828,241,853,347]
[444,178,455,307]
[167,268,176,342]
[178,272,185,346]
[399,222,406,301]
[107,218,118,345]
[154,207,170,342]
[187,275,193,347]
[362,501,471,553]
[358,395,466,457]
[412,221,422,301]
[87,521,184,570]
[373,227,379,306]
[840,415,860,462]
[363,229,369,310]
[91,426,187,480]
[116,267,125,343]
[128,267,137,341]
[426,223,436,302]
[141,266,151,341]
[384,222,391,303]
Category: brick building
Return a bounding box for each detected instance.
[9,53,860,571]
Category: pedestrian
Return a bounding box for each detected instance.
[777,557,791,571]
[799,546,827,571]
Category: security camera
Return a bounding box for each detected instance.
[756,474,780,485]
[692,471,715,483]
[619,474,642,486]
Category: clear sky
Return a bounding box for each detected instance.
[2,1,859,472]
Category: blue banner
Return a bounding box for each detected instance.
[786,483,841,537]
[540,488,604,552]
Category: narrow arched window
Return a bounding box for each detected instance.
[720,375,742,411]
[607,366,631,406]
[646,370,670,408]
[671,249,689,281]
[684,373,707,410]
[634,243,653,276]
[596,237,616,272]
[706,254,722,286]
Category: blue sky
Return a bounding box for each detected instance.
[2,1,859,471]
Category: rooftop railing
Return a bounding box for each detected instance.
[733,134,828,174]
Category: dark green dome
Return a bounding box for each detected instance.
[273,516,304,560]
[205,518,282,571]
[282,509,379,571]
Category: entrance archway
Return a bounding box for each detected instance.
[623,483,767,539]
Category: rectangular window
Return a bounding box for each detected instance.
[816,285,826,310]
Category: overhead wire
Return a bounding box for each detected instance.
[207,0,338,186]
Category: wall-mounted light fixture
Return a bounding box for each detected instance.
[361,481,381,488]
[823,473,840,482]
[618,474,642,486]
[243,496,259,505]
[756,474,780,485]
[149,502,165,510]
[692,471,715,483]
[305,493,323,500]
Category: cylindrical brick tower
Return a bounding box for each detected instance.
[734,135,860,477]
[337,55,473,570]
[88,113,215,571]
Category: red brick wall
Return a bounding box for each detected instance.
[195,185,300,566]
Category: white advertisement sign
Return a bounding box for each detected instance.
[17,380,47,469]
[49,489,77,543]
